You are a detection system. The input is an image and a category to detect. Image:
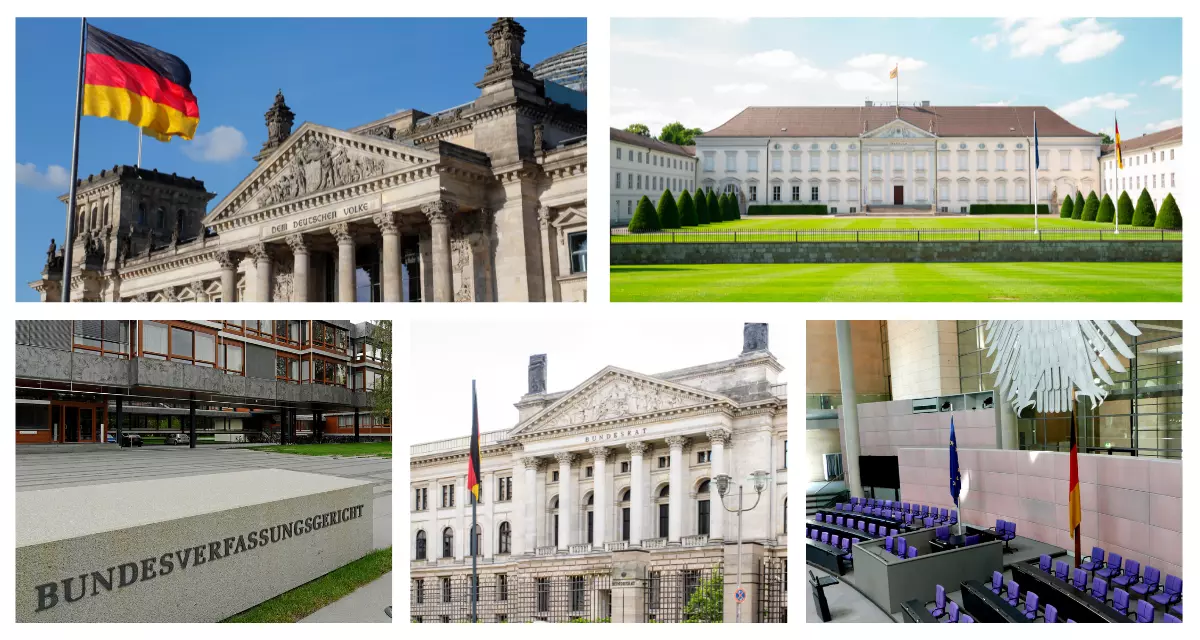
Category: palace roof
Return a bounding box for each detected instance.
[702,106,1099,139]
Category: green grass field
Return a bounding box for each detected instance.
[610,263,1182,302]
[248,442,392,458]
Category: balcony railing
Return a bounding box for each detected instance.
[682,534,710,547]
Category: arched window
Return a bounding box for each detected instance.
[415,530,427,560]
[498,522,511,554]
[471,524,482,557]
[697,480,711,536]
[441,527,454,558]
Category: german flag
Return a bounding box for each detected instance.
[1068,414,1082,539]
[83,24,199,141]
[467,381,481,502]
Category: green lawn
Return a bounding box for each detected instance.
[610,263,1182,302]
[625,217,1158,230]
[224,547,391,623]
[248,442,392,458]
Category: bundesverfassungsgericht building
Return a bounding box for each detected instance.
[1100,125,1183,212]
[31,18,587,303]
[15,320,390,445]
[409,324,788,623]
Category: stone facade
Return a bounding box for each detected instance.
[31,18,587,303]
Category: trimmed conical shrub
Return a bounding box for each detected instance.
[693,188,709,224]
[1132,188,1157,227]
[1097,194,1115,223]
[1060,194,1074,219]
[1072,190,1084,219]
[1081,191,1100,222]
[627,195,660,232]
[1117,191,1134,225]
[1154,193,1181,229]
[725,192,740,221]
[677,189,697,226]
[707,190,721,224]
[657,189,680,228]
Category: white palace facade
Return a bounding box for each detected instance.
[695,103,1102,213]
[1100,125,1183,212]
[409,324,788,623]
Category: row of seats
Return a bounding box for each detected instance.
[814,513,899,538]
[834,502,958,528]
[1036,552,1183,619]
[925,585,974,623]
[885,536,919,558]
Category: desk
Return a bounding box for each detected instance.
[901,598,941,623]
[806,540,849,576]
[1010,563,1130,623]
[959,579,1031,623]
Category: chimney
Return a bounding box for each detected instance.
[528,354,547,394]
[864,100,874,107]
[742,323,769,355]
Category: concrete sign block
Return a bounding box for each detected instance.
[17,469,373,622]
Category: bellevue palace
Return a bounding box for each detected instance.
[695,103,1102,213]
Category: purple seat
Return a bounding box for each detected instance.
[1097,553,1123,583]
[1149,574,1182,609]
[1134,599,1154,623]
[1039,554,1053,573]
[1006,580,1020,607]
[960,614,975,623]
[907,547,918,558]
[1164,614,1182,623]
[964,534,981,545]
[885,536,894,554]
[942,600,960,623]
[820,532,830,544]
[1131,566,1160,598]
[1091,577,1108,601]
[936,526,950,541]
[928,584,947,618]
[1054,560,1070,582]
[1111,588,1130,616]
[1113,559,1140,589]
[1080,546,1105,573]
[868,523,877,536]
[1071,568,1089,592]
[1045,604,1058,623]
[897,538,908,557]
[1023,591,1039,620]
[990,571,1004,595]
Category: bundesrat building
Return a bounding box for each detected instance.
[32,18,587,303]
[409,324,789,623]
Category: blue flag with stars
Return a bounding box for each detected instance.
[949,416,961,508]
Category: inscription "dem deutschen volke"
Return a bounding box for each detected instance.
[267,201,373,237]
[33,504,365,613]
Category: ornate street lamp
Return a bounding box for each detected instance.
[715,469,770,623]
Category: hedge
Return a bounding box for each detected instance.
[1060,194,1074,219]
[1154,193,1181,229]
[968,204,1051,215]
[677,189,697,226]
[1096,194,1115,223]
[1132,188,1157,227]
[693,188,709,224]
[1081,191,1100,222]
[657,189,680,229]
[627,195,660,232]
[746,204,829,215]
[1117,191,1134,225]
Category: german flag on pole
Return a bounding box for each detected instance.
[1068,414,1082,539]
[468,380,481,502]
[83,24,199,141]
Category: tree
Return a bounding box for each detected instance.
[682,570,723,623]
[659,121,705,146]
[1081,191,1100,222]
[693,188,709,224]
[707,190,721,225]
[657,189,681,229]
[1060,194,1074,219]
[1117,190,1134,225]
[1072,190,1085,219]
[624,123,651,137]
[1132,188,1157,227]
[1097,193,1115,223]
[678,189,698,226]
[725,191,740,221]
[1155,193,1181,229]
[627,195,660,232]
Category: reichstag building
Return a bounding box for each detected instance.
[32,18,587,303]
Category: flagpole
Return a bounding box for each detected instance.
[59,17,88,303]
[470,379,478,624]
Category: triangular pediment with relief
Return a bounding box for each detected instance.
[203,123,441,226]
[864,118,937,140]
[512,367,734,437]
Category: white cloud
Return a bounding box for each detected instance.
[16,162,70,190]
[1145,118,1182,132]
[983,18,1123,64]
[182,126,248,163]
[971,33,999,51]
[1056,92,1134,118]
[1153,75,1183,89]
[846,53,927,72]
[713,83,768,94]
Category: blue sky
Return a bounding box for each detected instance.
[15,17,585,301]
[612,17,1181,138]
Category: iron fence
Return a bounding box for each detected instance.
[611,228,1182,244]
[760,558,788,623]
[645,566,723,623]
[411,574,612,623]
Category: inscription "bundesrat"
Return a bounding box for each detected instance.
[33,504,366,612]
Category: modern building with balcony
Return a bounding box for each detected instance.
[14,320,390,445]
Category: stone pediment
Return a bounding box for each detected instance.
[203,123,441,227]
[512,367,733,437]
[864,118,937,140]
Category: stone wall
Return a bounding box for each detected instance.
[611,240,1183,264]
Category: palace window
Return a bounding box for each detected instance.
[772,185,781,202]
[497,476,512,502]
[792,186,800,202]
[415,530,427,560]
[442,528,454,559]
[811,186,820,201]
[747,154,758,172]
[415,487,428,511]
[442,484,455,508]
[569,232,587,274]
[498,522,511,554]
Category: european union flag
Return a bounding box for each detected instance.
[949,416,961,508]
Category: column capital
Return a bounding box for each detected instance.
[422,198,458,225]
[588,446,610,461]
[554,451,576,466]
[329,222,353,245]
[665,435,689,451]
[249,242,270,263]
[373,211,398,234]
[626,441,649,456]
[706,429,731,445]
[521,456,545,471]
[286,233,309,255]
[215,249,238,270]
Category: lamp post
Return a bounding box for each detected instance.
[714,469,770,623]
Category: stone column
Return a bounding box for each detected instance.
[522,457,542,553]
[217,250,237,303]
[250,243,271,302]
[589,447,609,547]
[707,429,730,542]
[189,280,208,303]
[330,222,355,303]
[421,199,456,302]
[836,320,864,498]
[286,234,309,302]
[538,206,556,302]
[555,452,575,550]
[627,441,647,546]
[374,212,401,302]
[666,436,687,542]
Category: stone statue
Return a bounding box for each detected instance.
[1050,187,1059,216]
[743,323,769,354]
[528,354,547,394]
